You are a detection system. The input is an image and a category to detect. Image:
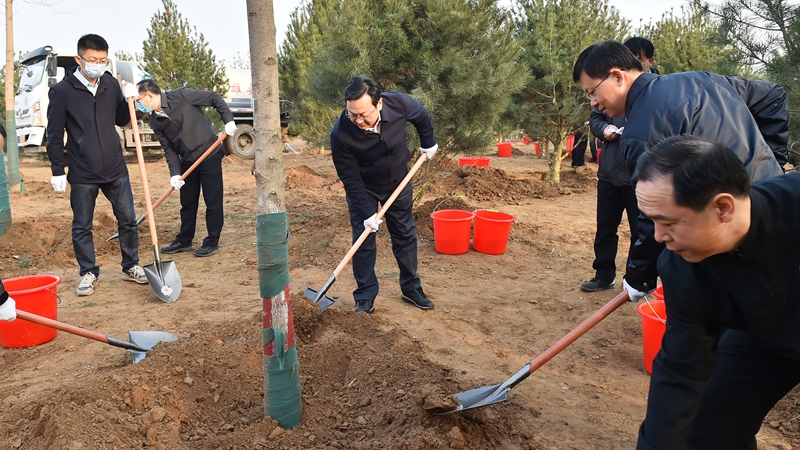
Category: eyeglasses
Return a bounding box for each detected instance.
[79,55,109,66]
[585,73,611,100]
[346,105,378,122]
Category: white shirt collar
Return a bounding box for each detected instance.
[73,69,98,95]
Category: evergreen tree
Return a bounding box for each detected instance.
[513,0,628,182]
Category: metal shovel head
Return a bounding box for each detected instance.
[303,287,335,312]
[431,383,509,414]
[143,260,182,302]
[127,330,179,363]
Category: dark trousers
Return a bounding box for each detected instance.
[592,180,639,282]
[684,330,800,449]
[70,176,139,276]
[347,183,420,302]
[571,132,588,166]
[175,150,224,248]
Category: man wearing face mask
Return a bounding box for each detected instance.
[135,78,236,257]
[46,34,146,297]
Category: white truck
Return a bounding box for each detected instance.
[14,45,159,153]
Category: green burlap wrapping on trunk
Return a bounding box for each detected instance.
[256,212,290,298]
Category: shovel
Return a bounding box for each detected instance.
[107,132,227,241]
[127,98,182,302]
[431,291,630,414]
[304,153,431,311]
[15,310,178,363]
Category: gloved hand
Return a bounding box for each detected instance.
[170,175,185,191]
[603,125,620,141]
[122,82,138,99]
[420,143,438,160]
[0,298,16,322]
[623,279,651,302]
[225,121,237,136]
[363,214,383,233]
[50,175,67,192]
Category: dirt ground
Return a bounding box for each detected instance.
[0,141,798,449]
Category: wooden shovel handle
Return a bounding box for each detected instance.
[127,98,160,247]
[16,310,109,344]
[331,154,430,279]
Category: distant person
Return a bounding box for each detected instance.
[572,40,788,301]
[330,76,437,314]
[632,135,800,450]
[0,277,16,322]
[46,33,147,296]
[624,37,659,74]
[136,79,237,258]
[570,130,589,167]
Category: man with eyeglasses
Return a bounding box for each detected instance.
[330,76,438,314]
[46,34,147,297]
[572,40,788,303]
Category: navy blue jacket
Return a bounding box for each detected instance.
[622,72,787,292]
[589,109,629,186]
[149,88,234,177]
[46,66,130,183]
[330,91,436,220]
[637,172,800,449]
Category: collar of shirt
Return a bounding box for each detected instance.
[73,69,98,96]
[364,112,382,134]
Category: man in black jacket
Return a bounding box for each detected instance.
[330,76,437,314]
[632,135,800,450]
[137,79,237,257]
[573,40,788,301]
[46,34,146,297]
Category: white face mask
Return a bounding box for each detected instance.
[82,62,107,79]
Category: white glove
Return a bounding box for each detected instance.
[623,279,651,302]
[224,121,237,136]
[122,82,138,99]
[363,214,383,233]
[0,297,16,322]
[50,175,67,192]
[170,175,185,191]
[420,143,438,160]
[603,125,620,141]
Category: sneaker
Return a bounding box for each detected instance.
[161,241,194,254]
[581,278,615,292]
[123,265,148,284]
[193,245,220,257]
[401,287,434,310]
[354,299,375,314]
[77,273,98,296]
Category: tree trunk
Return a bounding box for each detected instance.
[5,0,20,191]
[548,140,563,183]
[247,0,301,428]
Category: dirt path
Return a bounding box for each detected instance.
[0,142,796,449]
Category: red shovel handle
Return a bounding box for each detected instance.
[15,310,110,345]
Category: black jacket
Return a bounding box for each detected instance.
[622,71,787,291]
[637,172,800,450]
[149,88,234,176]
[46,66,130,183]
[0,277,7,306]
[330,91,436,220]
[589,109,628,186]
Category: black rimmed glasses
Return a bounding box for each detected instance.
[586,73,611,100]
[346,105,378,122]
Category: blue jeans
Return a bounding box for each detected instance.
[70,176,139,276]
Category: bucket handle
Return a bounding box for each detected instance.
[432,195,477,217]
[46,287,62,305]
[642,295,666,325]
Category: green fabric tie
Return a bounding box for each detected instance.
[256,212,290,298]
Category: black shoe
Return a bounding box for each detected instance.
[354,299,375,314]
[401,287,434,310]
[581,278,615,292]
[587,158,597,163]
[193,245,220,257]
[571,164,586,168]
[161,241,193,254]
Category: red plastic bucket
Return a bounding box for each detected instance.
[534,141,541,155]
[0,275,61,348]
[459,157,490,167]
[430,209,474,255]
[522,136,531,145]
[497,142,512,157]
[637,300,667,374]
[652,285,664,300]
[472,209,515,255]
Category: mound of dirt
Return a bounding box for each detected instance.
[285,165,328,190]
[0,293,541,450]
[430,166,563,204]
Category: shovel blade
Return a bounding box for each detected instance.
[431,383,509,414]
[303,288,335,312]
[143,260,182,302]
[127,330,179,363]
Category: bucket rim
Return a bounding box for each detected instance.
[474,209,515,222]
[430,209,475,221]
[637,299,667,324]
[4,275,62,296]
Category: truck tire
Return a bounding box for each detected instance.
[224,123,255,159]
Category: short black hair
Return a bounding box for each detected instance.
[573,40,643,82]
[344,76,382,105]
[137,78,162,95]
[633,135,750,212]
[77,34,109,56]
[624,37,655,59]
